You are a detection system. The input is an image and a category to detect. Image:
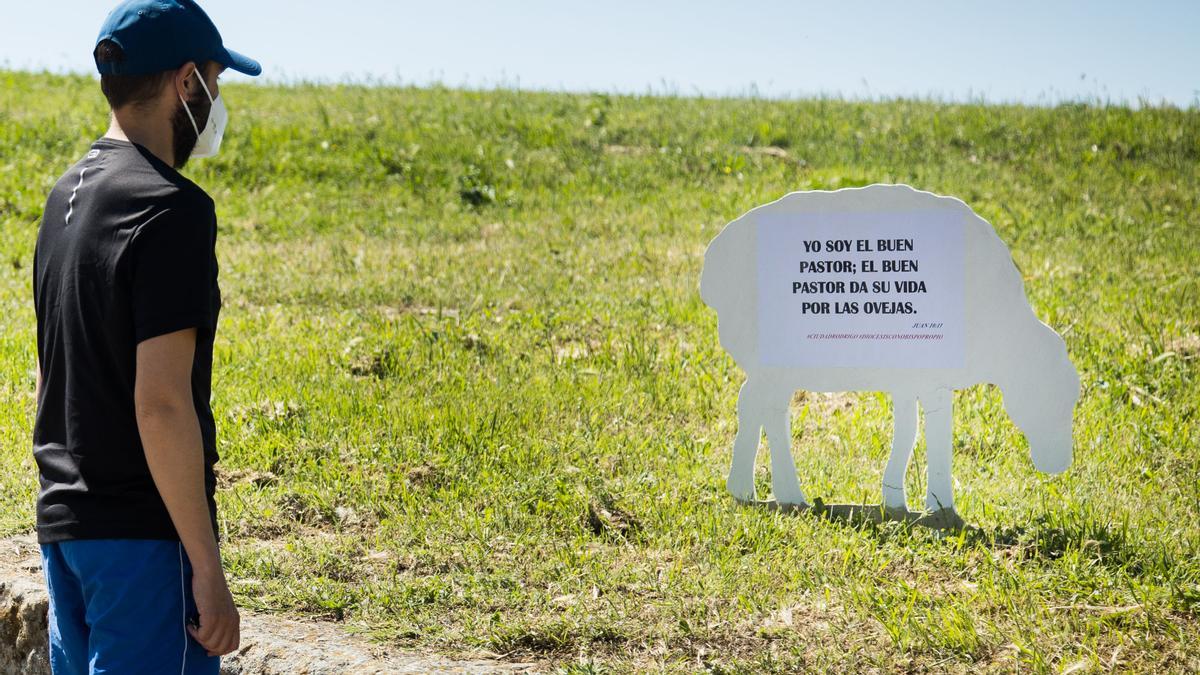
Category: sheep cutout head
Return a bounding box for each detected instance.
[700,184,1080,516]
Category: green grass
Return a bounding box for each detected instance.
[2,70,1198,672]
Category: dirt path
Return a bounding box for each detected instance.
[0,534,539,674]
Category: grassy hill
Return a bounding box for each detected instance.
[1,70,1197,672]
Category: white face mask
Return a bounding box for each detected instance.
[179,68,227,159]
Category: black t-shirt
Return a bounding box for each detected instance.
[32,137,222,544]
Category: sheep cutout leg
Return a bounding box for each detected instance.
[921,387,956,513]
[881,391,959,516]
[881,395,919,511]
[727,379,807,507]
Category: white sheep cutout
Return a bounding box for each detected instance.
[700,184,1080,518]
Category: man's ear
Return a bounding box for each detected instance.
[173,61,199,100]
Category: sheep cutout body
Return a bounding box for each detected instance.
[700,184,1080,516]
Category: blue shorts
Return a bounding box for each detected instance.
[39,539,220,675]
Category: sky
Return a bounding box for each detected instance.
[2,0,1197,107]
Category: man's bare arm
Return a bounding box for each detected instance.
[134,327,239,656]
[134,328,218,571]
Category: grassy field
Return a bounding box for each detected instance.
[1,70,1198,672]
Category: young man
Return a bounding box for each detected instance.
[31,1,261,672]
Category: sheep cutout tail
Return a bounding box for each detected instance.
[700,184,1080,518]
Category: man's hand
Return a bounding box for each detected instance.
[188,565,240,656]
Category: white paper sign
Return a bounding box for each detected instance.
[756,209,965,369]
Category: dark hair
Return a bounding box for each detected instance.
[94,40,175,110]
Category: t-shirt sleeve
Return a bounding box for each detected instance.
[130,204,214,345]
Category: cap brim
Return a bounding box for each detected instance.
[215,46,262,76]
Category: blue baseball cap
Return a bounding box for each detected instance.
[95,0,261,77]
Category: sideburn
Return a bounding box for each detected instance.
[171,91,212,170]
